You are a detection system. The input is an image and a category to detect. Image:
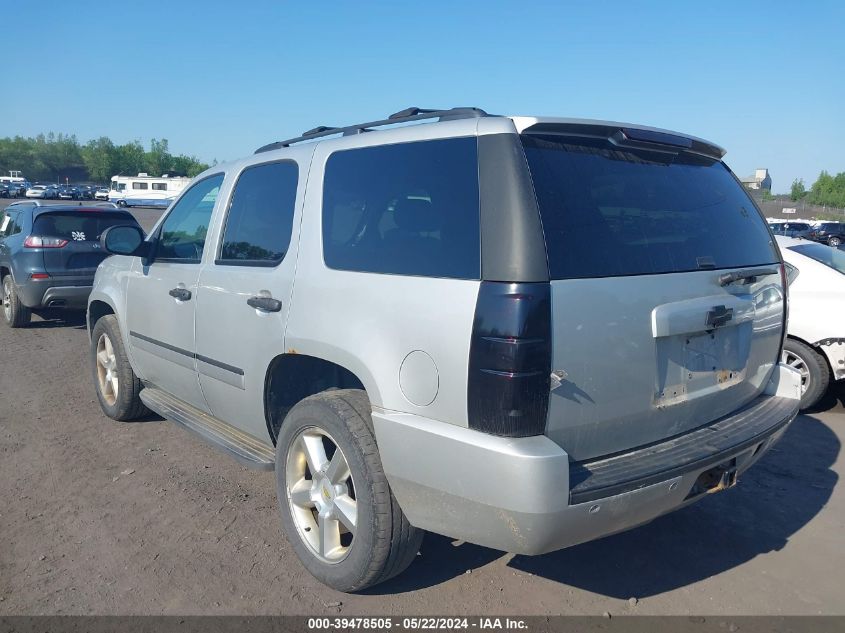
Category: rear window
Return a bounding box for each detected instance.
[33,212,138,242]
[322,137,480,279]
[521,134,778,279]
[789,243,845,274]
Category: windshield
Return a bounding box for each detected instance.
[789,243,845,274]
[33,212,139,242]
[521,134,779,279]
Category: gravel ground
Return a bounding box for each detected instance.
[0,201,843,615]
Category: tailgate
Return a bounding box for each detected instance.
[520,126,784,461]
[548,268,783,460]
[33,211,129,278]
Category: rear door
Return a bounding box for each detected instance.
[194,158,304,440]
[32,210,137,280]
[521,131,784,461]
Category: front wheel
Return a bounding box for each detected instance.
[782,338,831,410]
[2,275,31,327]
[828,236,842,248]
[91,314,150,420]
[275,389,423,592]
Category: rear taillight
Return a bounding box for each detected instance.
[779,261,789,358]
[30,273,50,280]
[467,282,552,437]
[24,236,68,248]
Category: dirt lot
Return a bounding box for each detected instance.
[0,202,843,615]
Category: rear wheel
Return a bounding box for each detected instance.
[91,315,149,420]
[828,236,841,248]
[2,275,31,328]
[275,389,423,592]
[782,338,830,410]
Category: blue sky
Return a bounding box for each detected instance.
[2,0,843,193]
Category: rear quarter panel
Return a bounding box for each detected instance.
[284,121,484,426]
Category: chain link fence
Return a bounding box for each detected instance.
[757,198,845,221]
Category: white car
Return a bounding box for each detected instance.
[777,235,845,409]
[94,188,110,200]
[25,185,50,198]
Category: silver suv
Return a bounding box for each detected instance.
[88,107,801,592]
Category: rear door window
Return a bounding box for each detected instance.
[33,211,139,242]
[521,134,778,279]
[322,137,480,279]
[217,161,298,265]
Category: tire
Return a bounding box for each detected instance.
[782,338,831,410]
[90,314,149,420]
[828,236,841,248]
[117,200,126,207]
[2,275,31,327]
[275,389,423,592]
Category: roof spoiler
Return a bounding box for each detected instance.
[521,121,726,159]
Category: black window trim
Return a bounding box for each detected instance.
[213,158,300,268]
[151,171,225,265]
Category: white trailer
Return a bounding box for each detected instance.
[109,173,192,208]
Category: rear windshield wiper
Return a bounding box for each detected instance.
[718,268,779,286]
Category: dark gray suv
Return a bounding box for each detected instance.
[0,201,143,327]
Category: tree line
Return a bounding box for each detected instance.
[790,171,845,208]
[0,133,211,184]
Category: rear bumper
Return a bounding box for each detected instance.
[17,279,93,309]
[374,363,800,555]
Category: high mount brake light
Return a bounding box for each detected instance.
[24,236,68,248]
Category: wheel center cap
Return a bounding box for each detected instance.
[315,476,335,506]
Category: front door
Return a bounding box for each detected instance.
[195,159,304,441]
[125,173,225,413]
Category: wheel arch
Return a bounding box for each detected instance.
[263,353,368,445]
[87,298,116,340]
[786,334,833,370]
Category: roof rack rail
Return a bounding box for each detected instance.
[255,106,488,154]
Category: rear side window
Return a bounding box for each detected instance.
[322,137,480,279]
[789,243,845,274]
[522,135,779,279]
[218,161,298,265]
[33,212,139,242]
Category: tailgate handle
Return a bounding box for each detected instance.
[706,305,734,329]
[718,267,778,286]
[168,287,192,301]
[247,296,282,312]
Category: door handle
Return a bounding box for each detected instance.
[168,287,192,301]
[247,296,282,312]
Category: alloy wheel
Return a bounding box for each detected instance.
[782,349,810,395]
[96,333,119,405]
[285,427,357,564]
[2,280,11,322]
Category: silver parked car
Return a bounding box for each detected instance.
[88,107,801,592]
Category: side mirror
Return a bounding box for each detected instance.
[101,225,148,257]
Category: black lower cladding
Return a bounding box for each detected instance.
[569,394,798,504]
[129,331,244,376]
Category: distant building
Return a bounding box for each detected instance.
[741,168,772,192]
